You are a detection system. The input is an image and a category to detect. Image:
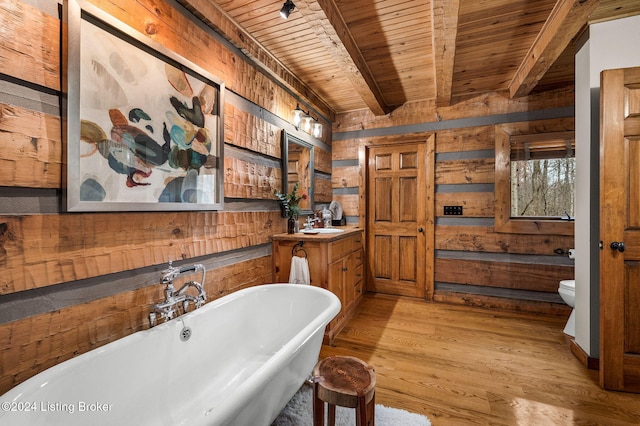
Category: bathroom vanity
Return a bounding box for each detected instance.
[272,227,364,344]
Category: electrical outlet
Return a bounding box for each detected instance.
[443,205,463,215]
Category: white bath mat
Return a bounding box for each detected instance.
[272,384,431,426]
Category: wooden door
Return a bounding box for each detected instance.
[366,142,429,298]
[600,66,640,392]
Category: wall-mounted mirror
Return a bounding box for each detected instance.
[282,130,314,215]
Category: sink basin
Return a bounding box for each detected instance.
[301,228,345,234]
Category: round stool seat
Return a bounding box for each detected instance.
[312,356,376,426]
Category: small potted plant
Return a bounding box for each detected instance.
[274,182,308,233]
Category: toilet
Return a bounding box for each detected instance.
[558,279,575,337]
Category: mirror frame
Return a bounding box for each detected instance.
[282,130,314,216]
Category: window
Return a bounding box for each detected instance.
[495,121,574,236]
[510,132,575,218]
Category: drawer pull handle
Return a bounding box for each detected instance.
[342,267,348,272]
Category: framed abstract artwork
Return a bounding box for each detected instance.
[63,0,225,211]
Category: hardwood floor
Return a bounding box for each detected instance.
[319,294,640,425]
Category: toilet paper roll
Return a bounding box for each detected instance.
[568,249,575,259]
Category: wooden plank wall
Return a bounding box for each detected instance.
[333,88,576,315]
[0,0,330,394]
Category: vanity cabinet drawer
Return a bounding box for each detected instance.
[351,278,363,308]
[353,262,363,282]
[353,248,364,267]
[329,234,362,263]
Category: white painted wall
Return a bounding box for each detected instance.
[575,14,640,357]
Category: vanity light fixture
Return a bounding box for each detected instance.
[280,0,296,19]
[292,103,305,128]
[300,115,313,133]
[311,119,323,139]
[291,103,323,138]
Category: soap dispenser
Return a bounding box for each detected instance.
[321,207,332,228]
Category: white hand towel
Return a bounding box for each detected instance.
[289,256,310,285]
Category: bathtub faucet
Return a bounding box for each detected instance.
[149,262,207,327]
[176,280,207,310]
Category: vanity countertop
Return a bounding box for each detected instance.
[271,226,362,242]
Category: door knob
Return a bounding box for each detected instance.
[610,241,625,252]
[418,227,424,232]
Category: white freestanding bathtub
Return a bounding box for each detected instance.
[0,284,340,425]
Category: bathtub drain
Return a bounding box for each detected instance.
[180,326,192,342]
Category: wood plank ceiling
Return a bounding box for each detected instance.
[180,0,640,118]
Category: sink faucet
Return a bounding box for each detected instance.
[305,215,319,230]
[149,262,207,327]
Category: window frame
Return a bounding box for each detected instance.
[494,121,575,236]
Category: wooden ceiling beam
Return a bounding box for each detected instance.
[176,0,335,120]
[431,0,460,107]
[508,0,600,99]
[296,0,393,116]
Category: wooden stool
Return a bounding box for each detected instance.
[312,356,376,426]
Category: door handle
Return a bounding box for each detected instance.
[418,227,424,233]
[610,241,625,252]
